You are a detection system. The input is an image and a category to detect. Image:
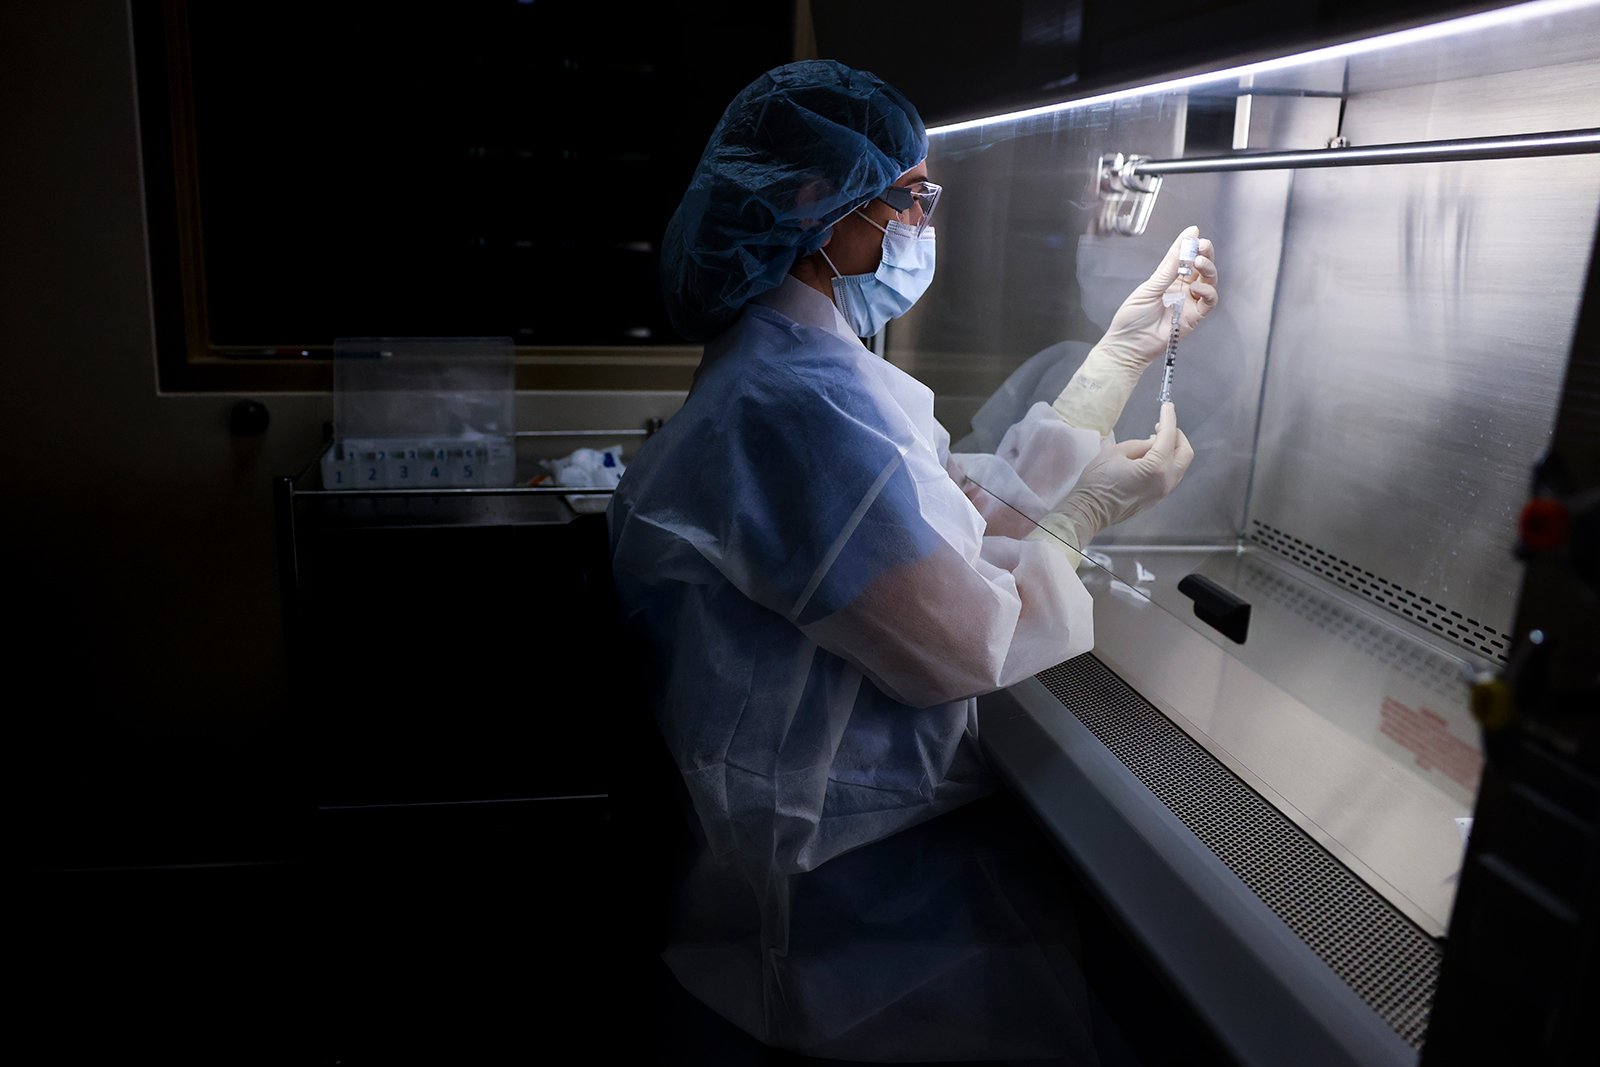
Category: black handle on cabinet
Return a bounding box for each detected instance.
[1178,573,1251,644]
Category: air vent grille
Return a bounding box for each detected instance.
[1036,654,1442,1049]
[1249,520,1508,663]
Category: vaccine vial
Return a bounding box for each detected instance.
[1177,236,1200,278]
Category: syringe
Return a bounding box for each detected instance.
[1157,236,1200,407]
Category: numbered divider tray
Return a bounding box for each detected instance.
[301,451,583,528]
[321,436,515,491]
[292,427,652,528]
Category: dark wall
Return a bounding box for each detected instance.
[3,0,333,866]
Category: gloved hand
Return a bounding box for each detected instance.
[1028,402,1195,554]
[1052,226,1218,436]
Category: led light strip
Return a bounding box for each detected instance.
[927,0,1600,137]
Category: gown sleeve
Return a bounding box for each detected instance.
[675,326,1100,709]
[800,401,1104,708]
[945,401,1109,543]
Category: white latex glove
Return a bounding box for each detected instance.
[1052,227,1218,436]
[1028,402,1195,554]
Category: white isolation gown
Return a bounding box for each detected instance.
[608,276,1107,1060]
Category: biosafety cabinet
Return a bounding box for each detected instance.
[890,3,1600,1064]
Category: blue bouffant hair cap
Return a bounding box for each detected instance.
[660,60,927,341]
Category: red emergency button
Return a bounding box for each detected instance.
[1519,497,1570,551]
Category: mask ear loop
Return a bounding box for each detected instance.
[854,208,889,235]
[816,206,894,279]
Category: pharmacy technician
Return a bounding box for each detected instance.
[609,61,1218,1060]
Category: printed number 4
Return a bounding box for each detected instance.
[430,466,441,478]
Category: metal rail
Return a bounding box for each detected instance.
[1132,127,1600,176]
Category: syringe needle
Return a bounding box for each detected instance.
[1157,235,1199,408]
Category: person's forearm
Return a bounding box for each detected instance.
[1026,510,1087,557]
[1055,227,1216,435]
[1049,340,1148,437]
[802,536,1094,707]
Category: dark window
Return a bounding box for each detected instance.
[134,0,792,390]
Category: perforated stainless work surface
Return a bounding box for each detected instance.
[1036,654,1443,1049]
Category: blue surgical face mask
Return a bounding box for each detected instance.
[818,211,937,340]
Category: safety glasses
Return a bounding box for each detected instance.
[875,180,941,235]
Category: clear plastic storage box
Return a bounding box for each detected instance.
[321,337,516,489]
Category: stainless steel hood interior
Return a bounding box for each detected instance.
[895,0,1600,937]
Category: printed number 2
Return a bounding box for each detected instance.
[367,468,378,481]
